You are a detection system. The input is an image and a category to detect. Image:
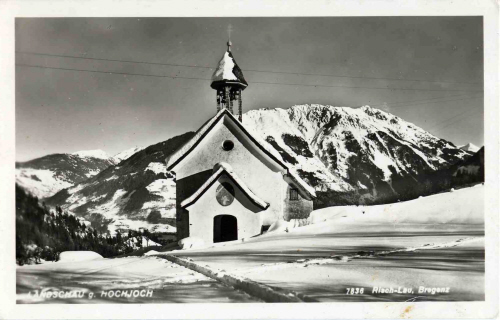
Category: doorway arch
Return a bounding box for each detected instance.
[213,215,238,243]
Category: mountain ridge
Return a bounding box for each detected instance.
[40,104,475,235]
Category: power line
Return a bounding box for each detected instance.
[16,63,212,81]
[367,93,482,109]
[16,51,483,86]
[16,63,484,94]
[375,95,483,110]
[244,68,482,86]
[426,103,481,132]
[430,109,479,132]
[16,63,484,93]
[249,80,482,93]
[439,109,479,129]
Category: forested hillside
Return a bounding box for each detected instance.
[16,185,164,265]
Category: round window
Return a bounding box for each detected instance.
[222,140,234,151]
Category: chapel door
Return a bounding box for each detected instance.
[213,215,238,243]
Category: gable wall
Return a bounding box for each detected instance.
[187,177,262,244]
[174,121,286,239]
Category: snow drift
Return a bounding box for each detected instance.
[266,184,484,236]
[58,251,103,262]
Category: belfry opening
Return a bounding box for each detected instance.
[210,41,248,122]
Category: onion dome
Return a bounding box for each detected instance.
[210,41,248,91]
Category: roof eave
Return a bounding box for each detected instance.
[165,109,289,173]
[180,166,270,210]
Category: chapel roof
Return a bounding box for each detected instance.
[165,109,316,199]
[165,108,286,172]
[180,162,269,210]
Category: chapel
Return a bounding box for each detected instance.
[165,41,316,244]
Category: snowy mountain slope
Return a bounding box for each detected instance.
[459,143,480,153]
[45,104,472,234]
[16,147,146,199]
[72,149,110,159]
[243,104,470,197]
[16,153,115,199]
[46,132,194,234]
[453,146,484,182]
[111,146,145,165]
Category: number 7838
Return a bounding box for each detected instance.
[346,287,364,295]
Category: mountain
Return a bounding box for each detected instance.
[459,143,480,153]
[46,133,193,234]
[45,104,472,235]
[453,146,484,182]
[15,147,146,199]
[15,184,161,265]
[71,149,110,159]
[111,146,144,164]
[243,105,470,201]
[16,153,115,199]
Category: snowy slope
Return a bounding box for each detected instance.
[453,147,484,181]
[45,104,471,234]
[111,146,144,164]
[72,149,109,159]
[243,105,470,195]
[308,184,484,230]
[46,133,194,234]
[459,142,480,153]
[16,153,115,198]
[16,147,146,199]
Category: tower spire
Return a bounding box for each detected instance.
[210,41,248,122]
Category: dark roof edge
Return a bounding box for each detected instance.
[166,109,288,172]
[181,169,270,210]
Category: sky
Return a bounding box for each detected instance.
[15,17,483,161]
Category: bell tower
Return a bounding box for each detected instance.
[210,41,248,122]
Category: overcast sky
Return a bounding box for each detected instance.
[15,17,483,161]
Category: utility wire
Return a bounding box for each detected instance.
[16,63,483,93]
[367,93,482,109]
[426,103,482,132]
[439,110,479,130]
[16,51,483,86]
[374,95,483,110]
[16,63,212,81]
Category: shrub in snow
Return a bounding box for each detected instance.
[178,237,205,250]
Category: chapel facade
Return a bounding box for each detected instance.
[165,42,316,245]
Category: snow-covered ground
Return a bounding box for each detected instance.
[59,251,103,263]
[303,182,483,233]
[17,185,484,303]
[17,256,257,303]
[169,185,484,301]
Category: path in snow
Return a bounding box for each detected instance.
[173,233,484,302]
[16,256,258,303]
